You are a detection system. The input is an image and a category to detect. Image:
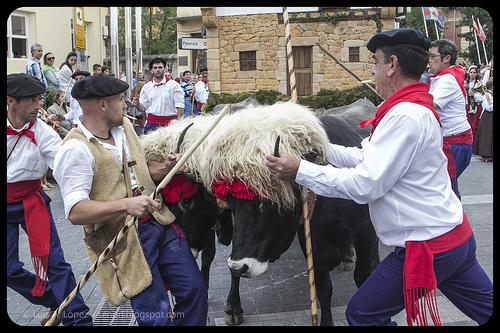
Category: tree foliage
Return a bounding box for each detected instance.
[118,7,178,57]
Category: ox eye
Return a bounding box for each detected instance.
[181,198,191,208]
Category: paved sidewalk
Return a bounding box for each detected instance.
[7,155,493,326]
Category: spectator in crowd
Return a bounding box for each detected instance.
[25,43,48,89]
[58,51,78,104]
[473,79,493,162]
[46,92,74,138]
[193,67,209,115]
[131,71,138,87]
[465,66,482,147]
[42,52,60,95]
[428,39,472,200]
[92,64,102,76]
[101,66,111,76]
[53,71,90,128]
[180,70,195,117]
[127,80,147,135]
[132,57,184,134]
[120,71,127,82]
[480,61,492,86]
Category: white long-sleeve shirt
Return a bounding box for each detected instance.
[295,102,463,248]
[194,80,209,104]
[429,73,470,137]
[139,77,184,117]
[63,94,83,125]
[58,64,73,102]
[53,122,139,219]
[7,118,61,183]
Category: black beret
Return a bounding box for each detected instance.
[7,73,46,98]
[71,75,129,99]
[71,70,91,79]
[149,57,166,69]
[367,28,431,53]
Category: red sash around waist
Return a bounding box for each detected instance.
[442,128,473,178]
[146,114,177,126]
[403,212,473,326]
[7,179,51,297]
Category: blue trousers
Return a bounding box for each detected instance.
[450,143,473,200]
[143,123,160,135]
[346,236,493,326]
[7,190,93,326]
[130,220,208,326]
[184,98,193,117]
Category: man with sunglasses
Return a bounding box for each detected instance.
[7,73,93,326]
[428,39,473,200]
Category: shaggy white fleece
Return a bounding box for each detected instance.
[141,102,331,209]
[199,102,331,209]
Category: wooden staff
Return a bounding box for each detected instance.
[283,7,318,326]
[316,43,384,102]
[58,77,74,114]
[44,104,231,326]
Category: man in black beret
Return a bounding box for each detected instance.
[7,73,93,326]
[53,75,208,325]
[132,57,184,134]
[266,27,492,326]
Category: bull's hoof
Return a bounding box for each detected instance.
[338,259,354,271]
[224,312,244,326]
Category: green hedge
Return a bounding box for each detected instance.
[202,85,381,113]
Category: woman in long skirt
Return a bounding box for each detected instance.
[473,80,493,162]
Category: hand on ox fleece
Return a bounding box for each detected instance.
[266,153,300,181]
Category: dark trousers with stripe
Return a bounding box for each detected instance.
[130,220,208,326]
[345,236,492,326]
[7,190,93,326]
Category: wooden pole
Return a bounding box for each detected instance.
[283,7,318,326]
[44,105,231,326]
[316,43,384,102]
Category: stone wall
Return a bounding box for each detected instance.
[206,9,381,95]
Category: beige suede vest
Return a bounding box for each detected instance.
[62,117,175,305]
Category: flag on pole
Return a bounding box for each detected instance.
[422,7,446,31]
[471,15,480,35]
[477,17,487,42]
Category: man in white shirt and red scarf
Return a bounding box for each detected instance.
[266,28,492,326]
[7,73,93,326]
[428,39,473,200]
[53,75,207,325]
[193,67,209,115]
[132,57,184,134]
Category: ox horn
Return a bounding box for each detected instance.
[274,135,281,157]
[176,122,195,154]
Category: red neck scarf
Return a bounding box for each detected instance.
[7,179,51,297]
[7,121,37,145]
[430,65,466,98]
[152,74,171,86]
[358,82,441,140]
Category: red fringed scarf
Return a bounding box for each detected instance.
[160,174,200,204]
[358,82,441,141]
[212,179,263,201]
[7,179,51,297]
[404,212,473,326]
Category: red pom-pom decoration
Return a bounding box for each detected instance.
[161,174,200,204]
[212,179,262,201]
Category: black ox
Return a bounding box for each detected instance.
[165,99,380,326]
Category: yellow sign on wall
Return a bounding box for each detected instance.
[73,7,86,50]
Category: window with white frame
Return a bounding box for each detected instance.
[7,13,28,59]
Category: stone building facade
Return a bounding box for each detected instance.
[194,7,398,96]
